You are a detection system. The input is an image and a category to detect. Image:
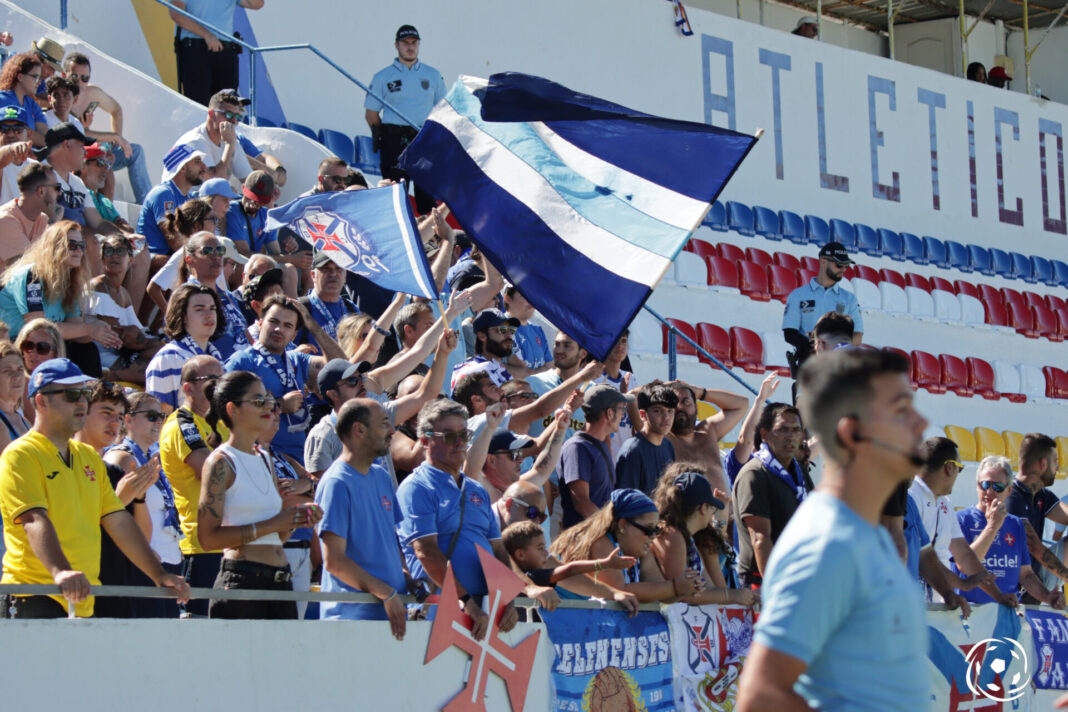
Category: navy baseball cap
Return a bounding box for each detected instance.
[27,358,94,398]
[489,430,535,454]
[198,177,240,200]
[581,384,635,417]
[317,358,372,394]
[818,241,855,266]
[0,104,31,129]
[673,471,725,511]
[396,25,420,41]
[471,308,519,334]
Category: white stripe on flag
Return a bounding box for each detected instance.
[528,121,706,231]
[429,101,671,289]
[391,184,435,298]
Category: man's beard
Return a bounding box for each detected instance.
[672,412,695,435]
[485,338,512,359]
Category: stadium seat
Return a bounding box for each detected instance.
[628,311,662,356]
[906,287,935,320]
[774,252,801,273]
[705,256,739,291]
[879,269,906,289]
[729,327,766,374]
[1048,295,1066,312]
[945,426,977,461]
[283,121,318,140]
[717,243,746,264]
[1003,431,1024,469]
[1034,304,1062,342]
[946,240,971,272]
[737,260,771,301]
[1006,302,1038,338]
[761,330,791,376]
[726,201,755,235]
[1032,255,1055,286]
[940,354,972,397]
[910,350,945,393]
[905,274,932,292]
[954,281,981,301]
[830,219,856,249]
[661,319,699,358]
[992,360,1027,403]
[767,265,798,303]
[695,323,732,368]
[353,135,381,175]
[1053,259,1068,287]
[855,265,881,284]
[968,244,994,276]
[989,248,1013,279]
[974,427,1006,459]
[805,215,829,245]
[705,201,728,231]
[753,205,781,239]
[852,278,881,310]
[879,229,904,261]
[1024,291,1048,311]
[799,268,818,285]
[690,239,718,260]
[780,210,806,244]
[1044,366,1068,399]
[930,276,955,293]
[902,233,925,264]
[1012,252,1035,283]
[746,247,774,269]
[984,300,1010,328]
[932,290,962,322]
[318,128,355,164]
[1056,306,1068,340]
[958,294,988,328]
[855,223,881,256]
[924,236,948,268]
[801,256,820,273]
[1001,287,1027,311]
[673,251,709,287]
[1057,437,1068,476]
[966,357,1000,400]
[979,284,1005,309]
[1019,364,1048,400]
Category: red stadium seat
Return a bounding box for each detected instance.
[729,327,766,373]
[955,280,981,300]
[662,319,698,356]
[905,273,932,292]
[1048,295,1067,312]
[1034,303,1062,342]
[705,256,739,289]
[1001,287,1027,311]
[1056,306,1068,340]
[799,268,817,285]
[1025,291,1048,311]
[880,269,906,289]
[940,354,973,397]
[1043,366,1068,399]
[1006,301,1038,338]
[746,247,774,269]
[801,256,819,273]
[843,266,856,280]
[984,300,1009,328]
[855,265,882,283]
[737,260,771,301]
[910,350,945,393]
[690,239,717,260]
[966,357,1000,400]
[774,252,801,272]
[930,276,955,293]
[767,265,798,303]
[979,284,1004,308]
[696,322,732,368]
[717,243,746,263]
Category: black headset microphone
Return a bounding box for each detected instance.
[852,433,927,468]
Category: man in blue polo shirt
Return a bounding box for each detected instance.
[364,24,445,214]
[781,242,863,374]
[137,143,208,266]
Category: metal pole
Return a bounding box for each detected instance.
[668,331,678,381]
[960,0,968,75]
[60,0,67,29]
[1024,0,1031,94]
[889,0,896,60]
[248,49,257,126]
[817,0,824,40]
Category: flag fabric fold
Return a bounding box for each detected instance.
[399,72,757,360]
[265,183,437,299]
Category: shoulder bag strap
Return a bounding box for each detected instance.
[442,478,467,562]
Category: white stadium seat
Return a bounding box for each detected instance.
[879,282,908,315]
[905,286,936,321]
[993,360,1022,396]
[629,310,662,356]
[1019,363,1048,400]
[673,250,709,288]
[851,278,881,310]
[932,289,961,323]
[958,294,989,329]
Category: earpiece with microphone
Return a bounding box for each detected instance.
[852,432,926,468]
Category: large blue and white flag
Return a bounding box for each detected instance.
[265,183,437,299]
[399,72,757,360]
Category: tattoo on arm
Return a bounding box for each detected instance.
[199,457,231,523]
[1026,520,1068,581]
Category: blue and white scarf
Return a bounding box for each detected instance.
[755,442,807,503]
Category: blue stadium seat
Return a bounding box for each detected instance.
[283,122,318,141]
[968,245,994,276]
[253,116,278,128]
[318,129,355,164]
[726,201,754,235]
[989,248,1013,279]
[780,210,806,244]
[1032,255,1055,286]
[902,233,925,264]
[830,219,855,249]
[923,236,948,268]
[353,135,381,175]
[704,201,727,231]
[1011,252,1035,283]
[945,240,972,272]
[753,205,781,240]
[878,229,904,261]
[1054,260,1068,287]
[805,215,829,245]
[855,223,881,256]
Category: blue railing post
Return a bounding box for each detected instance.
[247,49,257,126]
[668,331,677,381]
[59,0,67,29]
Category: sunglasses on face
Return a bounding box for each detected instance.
[0,124,25,135]
[74,73,90,83]
[186,374,219,384]
[132,409,164,423]
[212,109,244,122]
[504,391,537,402]
[491,450,524,462]
[427,429,471,445]
[196,245,227,257]
[101,245,132,257]
[41,387,92,403]
[945,460,964,471]
[22,73,40,81]
[239,394,277,409]
[88,158,111,170]
[339,376,364,388]
[20,340,54,356]
[68,240,86,252]
[511,497,547,524]
[627,518,663,538]
[979,480,1007,494]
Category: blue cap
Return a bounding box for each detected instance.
[198,177,240,200]
[673,472,725,511]
[27,358,94,398]
[0,104,30,128]
[610,489,658,519]
[471,308,519,334]
[489,430,535,454]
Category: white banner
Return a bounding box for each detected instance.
[662,602,756,711]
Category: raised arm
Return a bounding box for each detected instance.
[463,403,507,477]
[349,291,406,364]
[510,359,603,433]
[689,383,750,440]
[733,374,779,462]
[520,407,571,488]
[391,329,457,424]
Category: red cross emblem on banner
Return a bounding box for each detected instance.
[425,546,540,712]
[305,220,345,252]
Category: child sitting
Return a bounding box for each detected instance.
[502,520,637,587]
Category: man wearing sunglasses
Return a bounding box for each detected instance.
[169,89,252,182]
[0,358,189,618]
[0,104,34,207]
[450,309,520,392]
[138,142,208,263]
[0,162,54,264]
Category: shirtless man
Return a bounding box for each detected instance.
[665,381,748,497]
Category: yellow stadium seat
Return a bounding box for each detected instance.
[1057,436,1068,479]
[1002,431,1024,470]
[974,427,1006,461]
[945,425,977,462]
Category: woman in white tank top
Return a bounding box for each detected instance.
[197,371,323,619]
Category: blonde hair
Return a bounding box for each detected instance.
[551,505,619,564]
[1,221,88,312]
[336,313,373,359]
[14,318,66,371]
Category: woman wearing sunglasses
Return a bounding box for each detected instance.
[198,371,323,619]
[551,488,706,603]
[145,283,224,414]
[88,235,163,386]
[0,221,122,376]
[650,464,759,607]
[0,341,30,454]
[13,317,64,422]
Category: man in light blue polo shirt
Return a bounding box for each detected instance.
[736,348,929,712]
[364,24,445,214]
[782,241,863,374]
[137,143,208,262]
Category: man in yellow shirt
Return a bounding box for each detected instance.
[0,359,189,617]
[159,354,225,616]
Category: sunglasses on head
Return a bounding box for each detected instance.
[427,429,471,445]
[101,245,132,257]
[627,518,663,538]
[196,245,227,257]
[20,340,54,356]
[131,409,164,423]
[511,497,547,524]
[979,480,1007,493]
[41,387,93,403]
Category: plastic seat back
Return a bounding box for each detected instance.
[879,269,906,289]
[955,280,981,300]
[979,284,1005,308]
[974,427,1006,459]
[852,279,881,310]
[940,354,972,396]
[830,219,856,249]
[910,350,945,393]
[753,205,781,239]
[805,215,829,245]
[1034,304,1062,341]
[1019,364,1048,399]
[1001,287,1027,311]
[318,128,355,164]
[726,201,754,235]
[780,211,806,244]
[774,252,801,273]
[662,319,698,356]
[728,327,766,373]
[985,300,1010,328]
[946,240,971,272]
[1043,366,1068,398]
[932,290,961,322]
[283,121,318,140]
[968,244,993,276]
[855,223,881,256]
[705,201,728,231]
[879,229,904,261]
[673,251,709,287]
[1012,252,1035,283]
[695,322,732,367]
[767,265,798,303]
[737,260,771,301]
[705,256,739,289]
[855,265,881,284]
[1024,291,1048,311]
[1032,255,1054,285]
[746,247,774,269]
[1053,259,1068,287]
[1006,301,1037,337]
[944,425,977,461]
[690,239,717,260]
[800,256,820,273]
[717,242,746,264]
[905,273,932,292]
[906,287,935,319]
[902,232,925,264]
[958,294,986,326]
[992,360,1025,402]
[353,135,381,175]
[966,357,999,400]
[930,276,955,293]
[989,248,1014,279]
[924,236,948,268]
[1003,431,1024,469]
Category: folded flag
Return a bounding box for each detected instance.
[265,183,437,299]
[399,72,758,360]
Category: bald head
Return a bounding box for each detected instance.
[396,374,424,399]
[499,480,547,528]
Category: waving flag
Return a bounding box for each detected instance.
[266,183,436,299]
[399,72,758,360]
